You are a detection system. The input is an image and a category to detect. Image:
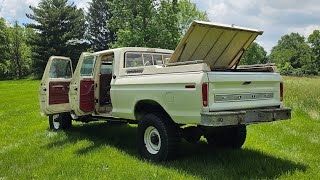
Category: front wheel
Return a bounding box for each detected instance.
[49,113,72,131]
[137,113,180,161]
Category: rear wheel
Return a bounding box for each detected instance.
[49,113,72,131]
[137,113,180,161]
[205,125,247,148]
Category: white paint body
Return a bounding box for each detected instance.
[106,48,281,124]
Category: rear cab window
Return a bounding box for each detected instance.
[125,52,172,68]
[126,53,143,68]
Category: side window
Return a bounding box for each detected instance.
[125,52,172,68]
[49,59,72,78]
[101,63,113,74]
[126,53,143,68]
[143,54,153,66]
[153,55,163,65]
[80,56,95,76]
[101,55,114,74]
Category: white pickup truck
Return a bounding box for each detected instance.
[39,21,291,161]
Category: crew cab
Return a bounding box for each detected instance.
[39,21,291,161]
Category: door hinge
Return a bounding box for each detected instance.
[95,84,98,88]
[95,99,99,103]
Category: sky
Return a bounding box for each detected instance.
[1,0,320,53]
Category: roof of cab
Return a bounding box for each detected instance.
[93,47,174,56]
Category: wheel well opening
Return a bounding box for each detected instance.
[134,100,172,122]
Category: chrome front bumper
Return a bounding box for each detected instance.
[200,107,291,127]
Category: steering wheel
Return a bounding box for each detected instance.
[144,61,151,66]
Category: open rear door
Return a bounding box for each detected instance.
[69,52,96,117]
[39,56,73,115]
[168,21,263,69]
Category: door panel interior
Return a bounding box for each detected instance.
[49,81,70,105]
[80,79,95,112]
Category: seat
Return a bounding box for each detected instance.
[100,74,112,105]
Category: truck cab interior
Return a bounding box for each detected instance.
[98,54,113,114]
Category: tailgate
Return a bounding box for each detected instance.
[207,72,281,111]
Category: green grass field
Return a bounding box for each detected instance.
[0,77,319,179]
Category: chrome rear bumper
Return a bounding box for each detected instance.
[200,107,291,127]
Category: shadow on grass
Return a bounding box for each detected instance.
[46,122,307,179]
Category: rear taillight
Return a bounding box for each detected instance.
[202,83,208,107]
[280,81,283,101]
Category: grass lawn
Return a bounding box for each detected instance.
[0,77,319,179]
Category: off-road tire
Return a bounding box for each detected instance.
[205,125,247,148]
[137,113,180,161]
[49,113,72,131]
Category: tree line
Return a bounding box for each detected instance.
[0,0,207,79]
[0,0,319,80]
[240,31,320,76]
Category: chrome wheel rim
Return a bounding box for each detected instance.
[144,126,161,154]
[52,114,60,129]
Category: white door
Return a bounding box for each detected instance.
[69,52,96,117]
[39,56,73,115]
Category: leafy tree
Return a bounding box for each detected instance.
[240,42,267,65]
[87,0,115,51]
[110,0,208,50]
[307,30,320,71]
[0,19,33,79]
[21,27,35,77]
[110,0,159,48]
[9,21,24,78]
[26,0,88,77]
[269,33,316,75]
[0,18,10,78]
[0,18,9,60]
[155,0,181,49]
[178,0,209,34]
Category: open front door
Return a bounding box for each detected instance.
[69,52,96,117]
[39,56,73,115]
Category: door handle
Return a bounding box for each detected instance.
[41,86,47,92]
[70,84,77,91]
[52,85,64,88]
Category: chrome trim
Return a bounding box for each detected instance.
[200,107,291,127]
[214,92,274,102]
